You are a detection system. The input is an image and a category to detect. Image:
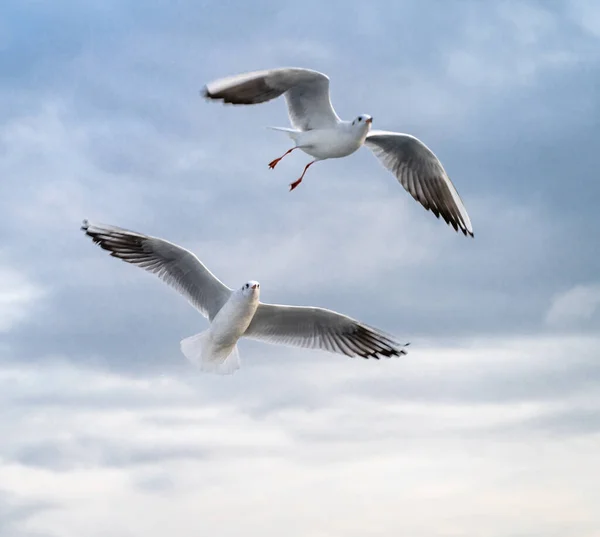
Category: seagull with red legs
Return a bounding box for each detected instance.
[202,67,474,237]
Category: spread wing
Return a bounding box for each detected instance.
[365,131,474,237]
[244,303,409,359]
[203,67,341,131]
[82,221,232,320]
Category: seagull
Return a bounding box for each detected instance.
[203,67,474,237]
[82,220,409,375]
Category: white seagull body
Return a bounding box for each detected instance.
[203,67,474,237]
[82,221,409,375]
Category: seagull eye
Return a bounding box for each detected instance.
[358,117,362,122]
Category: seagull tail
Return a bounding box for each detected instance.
[180,330,241,375]
[267,126,301,141]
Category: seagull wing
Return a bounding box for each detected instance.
[365,130,473,237]
[203,67,340,131]
[82,221,232,320]
[244,302,408,359]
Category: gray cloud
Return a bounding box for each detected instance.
[0,492,55,537]
[12,438,213,471]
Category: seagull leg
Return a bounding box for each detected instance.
[289,160,316,191]
[268,147,297,169]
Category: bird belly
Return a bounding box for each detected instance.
[297,129,362,160]
[210,296,258,347]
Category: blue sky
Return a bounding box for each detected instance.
[1,0,600,535]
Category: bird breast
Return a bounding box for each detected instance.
[210,294,259,346]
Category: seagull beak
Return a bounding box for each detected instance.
[366,117,373,125]
[251,283,258,289]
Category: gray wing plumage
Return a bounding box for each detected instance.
[82,221,232,320]
[244,303,409,359]
[365,131,474,237]
[202,67,340,131]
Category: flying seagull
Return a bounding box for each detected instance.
[82,220,409,375]
[203,67,474,237]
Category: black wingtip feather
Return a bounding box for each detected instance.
[350,324,410,360]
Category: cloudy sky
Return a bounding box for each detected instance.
[1,0,600,535]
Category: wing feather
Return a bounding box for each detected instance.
[82,221,232,320]
[203,67,340,131]
[365,131,474,237]
[244,303,408,359]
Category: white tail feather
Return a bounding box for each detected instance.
[267,126,300,141]
[180,330,241,375]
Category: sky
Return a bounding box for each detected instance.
[1,0,600,535]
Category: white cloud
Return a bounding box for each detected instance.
[0,266,43,332]
[443,2,582,92]
[1,335,600,537]
[0,103,153,234]
[545,284,600,327]
[569,0,600,38]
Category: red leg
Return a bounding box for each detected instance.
[268,147,297,169]
[289,160,316,191]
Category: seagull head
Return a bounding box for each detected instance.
[351,114,373,131]
[241,280,260,297]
